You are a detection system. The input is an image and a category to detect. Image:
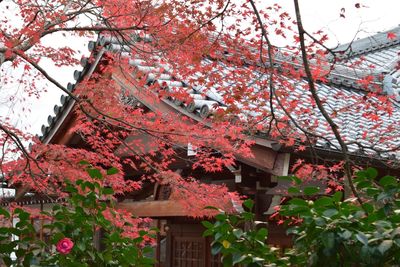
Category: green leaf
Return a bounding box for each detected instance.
[332,191,343,202]
[360,245,370,259]
[52,232,65,243]
[233,228,243,238]
[304,186,320,196]
[340,230,352,240]
[3,257,12,266]
[243,199,254,210]
[377,192,391,202]
[391,227,400,238]
[362,203,374,213]
[215,214,227,221]
[79,160,90,165]
[87,168,102,179]
[366,188,380,197]
[133,236,144,243]
[322,209,338,218]
[374,220,391,228]
[356,181,372,189]
[242,211,254,220]
[356,170,368,180]
[23,253,33,267]
[277,176,293,181]
[0,243,15,254]
[379,176,397,187]
[18,211,30,221]
[83,181,95,191]
[288,187,301,194]
[54,212,65,221]
[201,221,214,229]
[256,228,268,240]
[211,243,222,255]
[139,230,148,236]
[107,167,119,175]
[314,217,326,226]
[378,240,393,255]
[366,168,378,179]
[289,198,308,206]
[203,228,213,237]
[232,253,247,265]
[321,232,335,249]
[0,208,10,218]
[93,182,101,189]
[109,232,121,242]
[143,246,154,254]
[140,256,155,266]
[65,184,78,193]
[77,241,86,252]
[356,232,369,246]
[291,176,302,185]
[314,197,333,207]
[222,254,233,267]
[103,187,114,195]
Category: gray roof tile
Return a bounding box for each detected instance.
[40,29,400,160]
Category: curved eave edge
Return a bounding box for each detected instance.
[40,42,105,145]
[333,26,400,59]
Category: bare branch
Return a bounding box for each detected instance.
[293,0,362,206]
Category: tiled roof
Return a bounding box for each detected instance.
[334,27,400,60]
[332,27,400,99]
[39,28,400,161]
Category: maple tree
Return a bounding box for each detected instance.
[0,0,399,263]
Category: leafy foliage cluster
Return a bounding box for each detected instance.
[203,200,286,266]
[0,167,154,267]
[2,167,400,266]
[206,168,400,266]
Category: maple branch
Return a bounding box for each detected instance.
[0,135,8,178]
[303,31,337,56]
[0,124,32,164]
[181,0,231,42]
[12,50,79,102]
[249,0,325,163]
[79,100,207,139]
[248,0,279,138]
[0,123,52,199]
[43,25,147,35]
[293,0,362,205]
[101,123,162,175]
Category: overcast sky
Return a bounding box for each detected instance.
[286,0,399,45]
[0,0,399,137]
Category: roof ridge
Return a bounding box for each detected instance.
[333,26,400,59]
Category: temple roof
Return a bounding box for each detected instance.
[39,27,400,162]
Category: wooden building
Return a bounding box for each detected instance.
[12,26,400,266]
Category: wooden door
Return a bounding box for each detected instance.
[171,236,206,267]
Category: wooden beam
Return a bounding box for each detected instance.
[115,132,159,157]
[236,145,277,171]
[116,200,187,217]
[271,153,290,176]
[113,71,281,174]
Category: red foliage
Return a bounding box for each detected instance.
[1,0,399,228]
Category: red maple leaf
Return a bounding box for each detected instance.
[387,32,397,40]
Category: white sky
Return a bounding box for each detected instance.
[286,0,400,45]
[0,0,399,137]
